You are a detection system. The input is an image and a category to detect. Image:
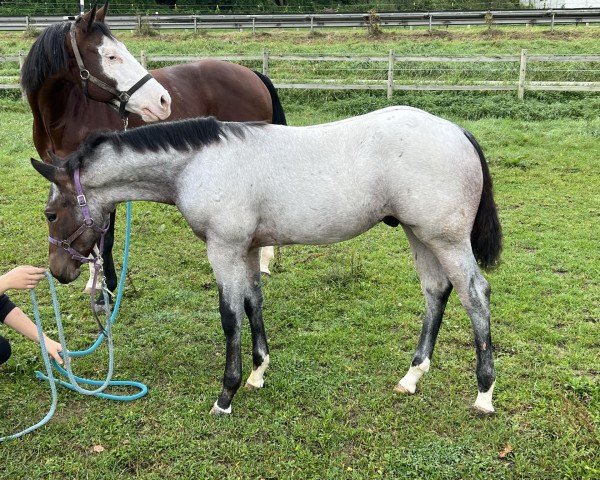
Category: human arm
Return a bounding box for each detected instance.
[0,266,46,294]
[0,266,63,364]
[3,307,64,364]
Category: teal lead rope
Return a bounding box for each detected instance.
[1,202,147,443]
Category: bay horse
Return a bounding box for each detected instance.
[32,106,502,416]
[21,1,285,294]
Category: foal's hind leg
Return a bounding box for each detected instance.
[427,239,496,414]
[395,227,452,395]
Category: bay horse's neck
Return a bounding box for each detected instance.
[82,144,189,207]
[29,75,123,160]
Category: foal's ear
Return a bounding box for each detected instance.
[96,1,109,23]
[47,150,65,166]
[31,159,68,185]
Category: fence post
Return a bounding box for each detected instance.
[310,15,314,32]
[262,48,269,76]
[140,50,147,69]
[25,15,29,30]
[252,17,256,35]
[19,50,27,101]
[18,49,26,102]
[387,50,395,99]
[429,14,433,32]
[194,16,197,34]
[518,49,527,101]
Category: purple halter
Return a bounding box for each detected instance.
[48,168,109,265]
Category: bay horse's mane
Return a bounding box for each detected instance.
[64,117,265,172]
[21,21,114,94]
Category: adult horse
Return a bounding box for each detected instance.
[32,106,502,416]
[21,1,285,294]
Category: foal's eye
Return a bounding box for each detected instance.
[108,55,117,61]
[45,212,57,222]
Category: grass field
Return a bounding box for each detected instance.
[0,26,599,479]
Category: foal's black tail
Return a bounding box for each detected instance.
[463,129,502,270]
[253,71,287,126]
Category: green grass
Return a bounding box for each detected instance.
[0,26,599,479]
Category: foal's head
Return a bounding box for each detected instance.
[31,151,110,284]
[22,1,171,122]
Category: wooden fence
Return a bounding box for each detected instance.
[2,50,600,100]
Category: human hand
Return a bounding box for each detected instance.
[43,337,64,364]
[0,266,46,292]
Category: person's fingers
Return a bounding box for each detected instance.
[50,350,64,364]
[22,266,40,273]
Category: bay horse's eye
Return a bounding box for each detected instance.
[45,212,57,222]
[108,55,117,61]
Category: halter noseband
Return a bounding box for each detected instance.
[69,20,153,118]
[48,168,109,265]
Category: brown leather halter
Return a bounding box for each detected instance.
[69,20,153,119]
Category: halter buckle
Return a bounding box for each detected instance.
[59,240,71,249]
[80,69,90,80]
[119,92,130,103]
[84,218,94,227]
[77,194,87,206]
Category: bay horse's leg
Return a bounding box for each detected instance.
[243,247,270,390]
[206,241,255,415]
[102,210,118,293]
[428,239,496,414]
[395,227,452,395]
[259,246,275,275]
[84,257,96,293]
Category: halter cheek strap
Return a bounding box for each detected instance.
[69,20,153,118]
[48,168,111,333]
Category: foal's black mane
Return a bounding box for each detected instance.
[21,21,114,94]
[64,117,263,172]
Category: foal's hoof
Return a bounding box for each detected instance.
[244,382,262,391]
[393,384,413,395]
[471,404,495,416]
[394,380,416,395]
[471,402,496,417]
[209,402,232,416]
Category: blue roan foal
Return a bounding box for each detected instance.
[32,106,502,415]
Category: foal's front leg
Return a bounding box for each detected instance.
[207,242,254,415]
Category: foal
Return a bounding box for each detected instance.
[33,106,502,415]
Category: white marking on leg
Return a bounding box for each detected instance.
[259,246,274,275]
[246,354,270,388]
[396,358,431,394]
[210,401,232,415]
[83,246,102,293]
[473,381,495,413]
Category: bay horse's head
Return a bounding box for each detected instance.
[31,151,110,284]
[22,1,171,122]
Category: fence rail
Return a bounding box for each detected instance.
[1,9,600,32]
[2,51,600,99]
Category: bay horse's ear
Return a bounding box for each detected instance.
[80,2,98,33]
[31,158,68,185]
[96,1,109,24]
